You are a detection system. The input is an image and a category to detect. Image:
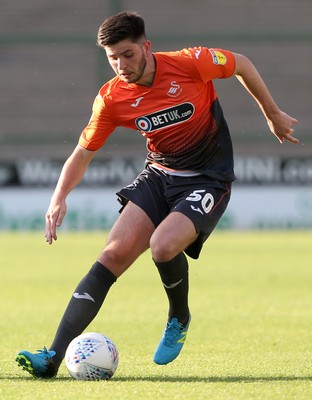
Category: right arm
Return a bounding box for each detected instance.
[233,53,299,144]
[45,144,97,244]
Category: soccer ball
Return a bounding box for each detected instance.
[65,332,119,380]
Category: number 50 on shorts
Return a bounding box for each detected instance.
[186,190,214,214]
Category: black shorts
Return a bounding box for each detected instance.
[117,165,231,259]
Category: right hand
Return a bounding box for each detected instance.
[45,198,67,244]
[266,111,299,144]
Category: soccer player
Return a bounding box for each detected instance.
[16,11,299,378]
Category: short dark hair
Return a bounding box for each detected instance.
[97,11,146,48]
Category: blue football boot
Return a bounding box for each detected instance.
[16,347,57,378]
[153,316,191,365]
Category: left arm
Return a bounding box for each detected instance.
[233,53,299,144]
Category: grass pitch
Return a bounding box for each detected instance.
[1,231,312,399]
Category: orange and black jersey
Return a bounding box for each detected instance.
[79,47,236,182]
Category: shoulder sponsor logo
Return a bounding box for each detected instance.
[209,49,227,65]
[135,102,195,132]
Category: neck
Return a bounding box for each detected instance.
[136,54,156,87]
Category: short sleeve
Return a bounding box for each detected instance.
[182,47,236,82]
[79,92,116,151]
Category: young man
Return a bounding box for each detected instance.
[16,11,299,378]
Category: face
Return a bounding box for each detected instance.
[105,39,150,84]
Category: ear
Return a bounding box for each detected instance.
[143,40,152,54]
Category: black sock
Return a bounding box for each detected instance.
[49,261,117,369]
[154,253,190,325]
